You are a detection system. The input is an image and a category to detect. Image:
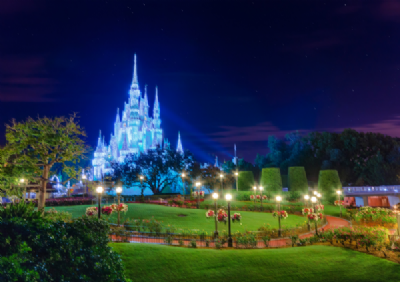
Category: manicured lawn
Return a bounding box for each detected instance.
[49,203,306,233]
[111,243,400,282]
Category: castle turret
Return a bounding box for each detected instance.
[176,131,183,154]
[143,85,149,117]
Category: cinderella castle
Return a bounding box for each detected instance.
[92,55,183,180]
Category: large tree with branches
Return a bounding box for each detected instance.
[113,147,194,194]
[0,114,90,210]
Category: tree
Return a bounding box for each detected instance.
[237,171,255,191]
[288,167,308,193]
[1,114,90,210]
[201,165,235,192]
[113,148,194,194]
[260,168,282,192]
[318,169,341,203]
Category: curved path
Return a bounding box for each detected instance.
[268,215,350,247]
[110,216,350,248]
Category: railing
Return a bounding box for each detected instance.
[343,186,400,194]
[109,218,327,248]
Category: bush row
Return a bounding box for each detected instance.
[0,202,130,282]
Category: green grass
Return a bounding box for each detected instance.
[111,243,400,282]
[49,203,306,233]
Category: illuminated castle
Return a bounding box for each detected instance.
[92,54,183,180]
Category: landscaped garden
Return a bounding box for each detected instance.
[111,243,400,282]
[48,203,308,233]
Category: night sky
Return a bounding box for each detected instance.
[1,0,400,163]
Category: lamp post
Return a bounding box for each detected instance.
[336,190,342,217]
[195,181,201,209]
[181,173,186,195]
[226,193,233,247]
[220,174,224,193]
[259,186,264,211]
[82,174,87,196]
[276,196,282,237]
[96,186,103,219]
[20,179,26,201]
[116,186,122,225]
[311,196,318,235]
[253,186,257,204]
[234,171,239,192]
[139,175,144,202]
[212,192,219,238]
[304,194,311,231]
[317,193,321,205]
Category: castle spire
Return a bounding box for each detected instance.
[132,53,138,86]
[176,131,183,154]
[116,108,120,123]
[97,130,102,147]
[154,86,159,110]
[144,85,149,106]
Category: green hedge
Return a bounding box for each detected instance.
[238,171,255,191]
[318,170,341,203]
[260,168,282,192]
[288,167,308,193]
[0,202,130,282]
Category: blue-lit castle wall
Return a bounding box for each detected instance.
[92,55,166,180]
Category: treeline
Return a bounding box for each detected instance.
[224,129,400,186]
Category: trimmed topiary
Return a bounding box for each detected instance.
[238,171,255,191]
[288,167,308,193]
[260,168,282,192]
[318,169,342,203]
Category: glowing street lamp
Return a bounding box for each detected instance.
[212,192,219,238]
[336,190,342,217]
[139,175,145,202]
[195,181,201,209]
[253,186,257,204]
[304,194,311,231]
[226,193,233,247]
[276,196,282,237]
[317,193,321,204]
[20,179,26,201]
[220,174,224,192]
[181,172,187,195]
[96,186,104,219]
[311,196,318,235]
[259,186,264,210]
[116,186,123,225]
[234,171,239,192]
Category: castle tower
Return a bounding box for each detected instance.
[176,132,183,154]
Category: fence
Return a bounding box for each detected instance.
[109,218,327,248]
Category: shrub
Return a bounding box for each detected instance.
[186,203,192,208]
[0,203,129,281]
[260,168,282,192]
[354,207,397,225]
[262,235,271,247]
[285,191,302,202]
[44,208,72,222]
[318,170,341,203]
[238,171,255,191]
[231,191,254,201]
[288,167,308,193]
[190,239,197,248]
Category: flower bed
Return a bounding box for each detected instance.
[353,207,397,227]
[30,197,94,207]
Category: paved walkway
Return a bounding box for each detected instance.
[268,216,350,247]
[110,216,351,248]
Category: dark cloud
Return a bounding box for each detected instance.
[0,56,57,102]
